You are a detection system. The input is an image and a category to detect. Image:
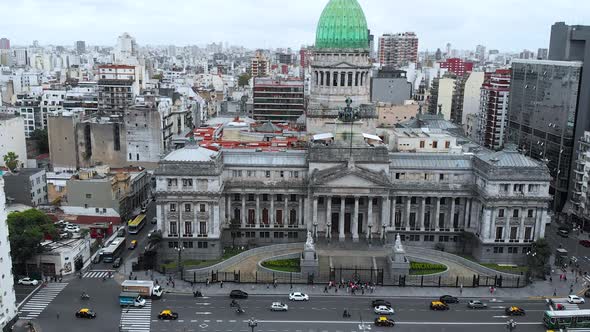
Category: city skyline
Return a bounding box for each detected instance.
[1,0,588,52]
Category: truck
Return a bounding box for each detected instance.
[121,280,163,298]
[119,292,147,307]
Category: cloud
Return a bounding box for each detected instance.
[0,0,588,51]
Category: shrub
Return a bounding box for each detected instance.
[410,262,446,271]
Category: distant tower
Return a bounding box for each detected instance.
[0,37,10,50]
[435,48,442,60]
[76,41,86,55]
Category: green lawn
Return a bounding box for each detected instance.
[459,254,528,274]
[262,258,301,273]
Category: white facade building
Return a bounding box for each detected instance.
[0,178,18,330]
[0,115,27,168]
[437,77,455,120]
[461,72,485,127]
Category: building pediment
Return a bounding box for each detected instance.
[311,163,392,189]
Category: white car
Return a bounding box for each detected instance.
[568,295,585,304]
[65,224,80,233]
[289,292,309,301]
[18,277,38,286]
[270,302,289,311]
[374,305,395,315]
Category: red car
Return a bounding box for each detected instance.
[579,240,590,248]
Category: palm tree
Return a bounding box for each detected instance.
[3,152,19,172]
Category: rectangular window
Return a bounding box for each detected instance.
[273,232,284,239]
[527,209,534,218]
[197,241,208,249]
[495,227,503,240]
[169,222,177,235]
[498,209,505,218]
[279,171,285,178]
[182,179,193,187]
[439,174,445,181]
[510,227,518,240]
[184,222,192,235]
[513,209,519,218]
[167,179,178,187]
[419,141,425,148]
[86,194,92,199]
[265,171,271,178]
[170,203,176,212]
[432,141,438,148]
[199,222,207,235]
[525,227,533,240]
[184,204,191,212]
[294,171,299,178]
[445,141,450,149]
[200,204,206,212]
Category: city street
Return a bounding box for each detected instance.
[545,222,590,273]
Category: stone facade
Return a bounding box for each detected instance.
[156,143,551,265]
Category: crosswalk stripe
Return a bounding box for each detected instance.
[119,299,151,332]
[18,283,67,319]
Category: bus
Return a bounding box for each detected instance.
[544,310,590,329]
[128,214,146,235]
[102,237,127,263]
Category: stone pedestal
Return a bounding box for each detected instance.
[300,231,320,276]
[300,248,319,276]
[388,234,410,276]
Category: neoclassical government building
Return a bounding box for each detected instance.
[154,0,552,265]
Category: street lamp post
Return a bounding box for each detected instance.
[176,245,185,280]
[248,317,258,332]
[368,224,372,244]
[327,222,331,242]
[382,224,386,244]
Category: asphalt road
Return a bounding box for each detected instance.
[89,200,156,274]
[14,284,38,304]
[545,222,590,273]
[150,294,561,332]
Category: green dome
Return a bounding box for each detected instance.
[315,0,369,50]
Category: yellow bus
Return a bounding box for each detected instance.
[128,214,146,234]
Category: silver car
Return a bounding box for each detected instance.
[467,300,487,309]
[270,302,289,311]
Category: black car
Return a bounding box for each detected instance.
[372,299,392,307]
[439,295,459,304]
[230,290,248,299]
[113,257,122,268]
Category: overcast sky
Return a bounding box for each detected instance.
[1,0,588,52]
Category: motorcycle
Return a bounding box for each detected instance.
[342,310,351,318]
[81,294,90,300]
[194,291,203,298]
[230,300,238,307]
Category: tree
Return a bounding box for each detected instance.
[3,152,19,172]
[526,238,551,278]
[147,230,163,251]
[7,209,57,275]
[238,73,252,87]
[30,129,49,154]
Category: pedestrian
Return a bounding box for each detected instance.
[460,284,463,295]
[335,287,338,293]
[560,274,563,281]
[324,286,328,293]
[172,281,175,288]
[550,276,553,282]
[206,278,210,287]
[361,288,365,295]
[156,279,159,285]
[554,289,557,296]
[489,286,493,294]
[220,280,223,288]
[56,312,60,320]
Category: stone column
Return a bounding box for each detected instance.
[326,196,332,238]
[504,208,511,242]
[391,197,396,228]
[405,197,411,231]
[434,197,441,231]
[539,209,548,239]
[352,197,359,241]
[298,196,303,227]
[241,194,246,227]
[519,208,526,242]
[270,194,275,225]
[284,195,289,225]
[225,194,230,223]
[312,197,318,233]
[255,194,261,228]
[367,197,373,239]
[305,193,312,231]
[381,196,390,230]
[489,207,496,240]
[419,197,426,231]
[450,198,456,230]
[339,197,345,241]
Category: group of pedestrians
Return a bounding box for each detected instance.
[323,280,377,295]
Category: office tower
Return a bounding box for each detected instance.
[76,40,86,54]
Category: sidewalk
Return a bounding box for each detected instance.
[121,264,587,300]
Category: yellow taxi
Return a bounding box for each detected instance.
[430,301,449,311]
[128,240,137,250]
[158,309,179,320]
[374,316,395,327]
[75,308,97,319]
[505,306,525,316]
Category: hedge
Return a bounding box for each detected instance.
[262,258,301,272]
[410,262,446,271]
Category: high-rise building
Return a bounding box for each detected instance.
[368,30,375,60]
[519,49,535,59]
[537,48,548,60]
[115,32,137,63]
[0,177,18,330]
[439,58,474,76]
[0,37,9,50]
[476,45,486,63]
[452,71,485,126]
[251,50,269,77]
[76,40,86,55]
[378,32,419,68]
[478,69,511,150]
[253,78,304,122]
[549,22,590,216]
[97,64,136,112]
[435,48,442,60]
[370,68,412,104]
[507,59,582,210]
